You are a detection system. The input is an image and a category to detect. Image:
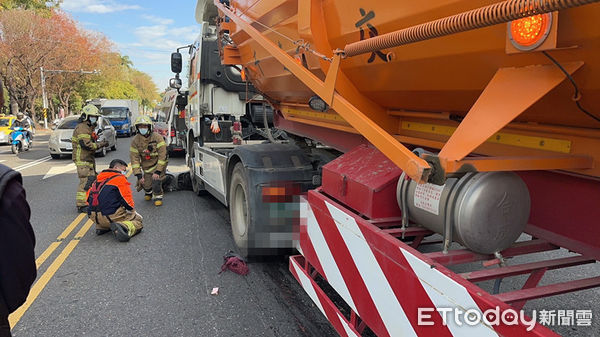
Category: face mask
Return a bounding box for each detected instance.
[121,170,127,175]
[138,128,148,135]
[89,117,97,124]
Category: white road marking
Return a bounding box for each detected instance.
[43,163,76,179]
[14,156,52,172]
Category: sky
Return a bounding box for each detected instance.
[59,0,200,92]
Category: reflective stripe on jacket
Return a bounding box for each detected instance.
[130,132,167,175]
[71,121,98,166]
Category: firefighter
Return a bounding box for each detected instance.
[130,115,167,206]
[72,104,108,213]
[86,159,143,242]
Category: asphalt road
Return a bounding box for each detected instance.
[1,133,336,337]
[1,133,598,337]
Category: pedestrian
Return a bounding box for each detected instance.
[130,115,168,206]
[86,159,143,242]
[0,164,37,337]
[72,104,108,213]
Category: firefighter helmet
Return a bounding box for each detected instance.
[81,104,101,121]
[134,115,153,131]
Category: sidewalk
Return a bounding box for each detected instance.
[35,128,53,136]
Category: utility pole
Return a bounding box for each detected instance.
[40,67,100,129]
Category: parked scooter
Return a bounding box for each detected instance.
[10,126,31,154]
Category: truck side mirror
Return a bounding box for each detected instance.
[169,77,182,89]
[171,52,183,73]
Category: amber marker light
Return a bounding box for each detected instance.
[508,13,552,51]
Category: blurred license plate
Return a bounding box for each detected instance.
[66,144,72,150]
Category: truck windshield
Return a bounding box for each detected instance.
[101,107,129,120]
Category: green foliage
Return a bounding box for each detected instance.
[101,80,141,100]
[0,0,60,12]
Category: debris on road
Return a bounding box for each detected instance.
[211,287,219,295]
[219,250,249,276]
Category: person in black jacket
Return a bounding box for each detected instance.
[0,164,36,337]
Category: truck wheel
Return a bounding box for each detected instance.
[229,162,252,257]
[187,155,203,195]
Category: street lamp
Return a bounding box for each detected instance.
[40,67,101,129]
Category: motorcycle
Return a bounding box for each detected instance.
[10,127,31,154]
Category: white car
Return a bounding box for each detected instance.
[48,115,117,159]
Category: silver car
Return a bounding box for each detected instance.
[48,115,117,159]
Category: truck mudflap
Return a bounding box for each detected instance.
[293,193,572,337]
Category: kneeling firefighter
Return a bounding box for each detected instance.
[87,159,143,242]
[129,115,167,206]
[72,104,108,212]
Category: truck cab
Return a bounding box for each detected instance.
[99,99,140,137]
[170,22,317,257]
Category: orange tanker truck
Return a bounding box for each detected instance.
[172,0,600,335]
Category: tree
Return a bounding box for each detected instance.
[0,9,61,122]
[0,0,60,12]
[131,70,159,111]
[0,7,159,123]
[44,13,105,117]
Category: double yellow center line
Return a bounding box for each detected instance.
[9,214,94,327]
[10,165,134,328]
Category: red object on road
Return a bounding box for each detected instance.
[219,251,249,276]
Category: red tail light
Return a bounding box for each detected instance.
[170,128,176,137]
[262,183,303,203]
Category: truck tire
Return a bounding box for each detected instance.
[229,162,252,257]
[187,155,203,195]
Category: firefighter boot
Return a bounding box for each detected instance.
[144,193,152,201]
[110,222,130,242]
[96,228,110,235]
[152,178,163,206]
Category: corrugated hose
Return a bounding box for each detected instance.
[342,0,600,58]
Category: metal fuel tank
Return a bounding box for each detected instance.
[397,171,531,254]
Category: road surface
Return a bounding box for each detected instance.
[0,133,597,336]
[1,134,336,337]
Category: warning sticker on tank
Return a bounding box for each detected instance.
[414,183,445,215]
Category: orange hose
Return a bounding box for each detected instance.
[343,0,600,58]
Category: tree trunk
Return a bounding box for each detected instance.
[49,99,56,121]
[10,96,19,115]
[64,92,71,117]
[27,97,37,124]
